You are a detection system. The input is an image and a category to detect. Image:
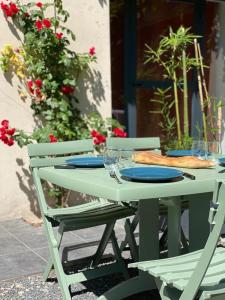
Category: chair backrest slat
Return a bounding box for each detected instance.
[28,139,94,168]
[106,137,160,150]
[28,139,93,157]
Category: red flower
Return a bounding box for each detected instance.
[1,119,9,128]
[55,32,63,39]
[24,12,29,17]
[0,120,15,146]
[1,2,19,17]
[89,47,96,56]
[7,138,14,146]
[0,2,8,10]
[49,134,58,143]
[36,2,43,8]
[27,80,34,94]
[27,80,33,88]
[1,134,8,143]
[35,79,42,88]
[42,18,51,28]
[35,88,42,97]
[0,127,6,134]
[9,2,19,14]
[113,127,127,138]
[60,85,75,94]
[94,135,106,145]
[93,132,106,145]
[35,20,43,31]
[91,130,98,138]
[6,128,15,135]
[90,129,106,145]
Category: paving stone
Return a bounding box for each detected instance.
[0,251,46,281]
[0,233,28,256]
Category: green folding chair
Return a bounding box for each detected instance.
[107,137,189,260]
[130,179,225,300]
[28,139,136,300]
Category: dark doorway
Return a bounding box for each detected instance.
[110,0,217,139]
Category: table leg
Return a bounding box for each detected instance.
[167,197,181,257]
[188,192,211,251]
[97,198,159,300]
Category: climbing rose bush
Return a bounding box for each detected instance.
[0,0,97,144]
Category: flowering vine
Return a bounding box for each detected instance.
[0,0,99,145]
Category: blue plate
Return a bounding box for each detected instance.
[166,150,193,157]
[219,158,225,166]
[66,156,104,167]
[120,167,183,182]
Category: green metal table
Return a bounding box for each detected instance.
[38,164,225,299]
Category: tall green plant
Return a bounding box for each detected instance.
[145,26,200,147]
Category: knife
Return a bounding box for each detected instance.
[54,165,76,169]
[183,172,196,180]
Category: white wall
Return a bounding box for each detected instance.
[209,3,225,153]
[0,0,111,220]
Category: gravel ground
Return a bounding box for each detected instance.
[0,272,160,300]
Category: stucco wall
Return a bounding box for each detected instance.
[209,3,225,153]
[0,0,111,220]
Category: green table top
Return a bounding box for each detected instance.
[37,164,225,203]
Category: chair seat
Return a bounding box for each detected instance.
[130,247,225,291]
[47,202,135,229]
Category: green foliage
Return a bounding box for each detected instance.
[145,27,200,81]
[150,87,176,143]
[84,112,124,137]
[0,0,97,144]
[145,26,200,149]
[166,135,193,151]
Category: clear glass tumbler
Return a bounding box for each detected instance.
[117,149,134,170]
[103,148,119,172]
[207,141,221,164]
[191,140,207,160]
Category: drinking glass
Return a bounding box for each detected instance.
[207,141,221,164]
[117,149,134,170]
[191,140,207,160]
[103,148,119,172]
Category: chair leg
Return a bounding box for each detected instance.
[120,214,139,253]
[181,227,189,253]
[44,219,71,300]
[110,230,129,280]
[155,278,180,300]
[123,218,139,261]
[43,222,64,281]
[33,172,71,299]
[91,221,116,268]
